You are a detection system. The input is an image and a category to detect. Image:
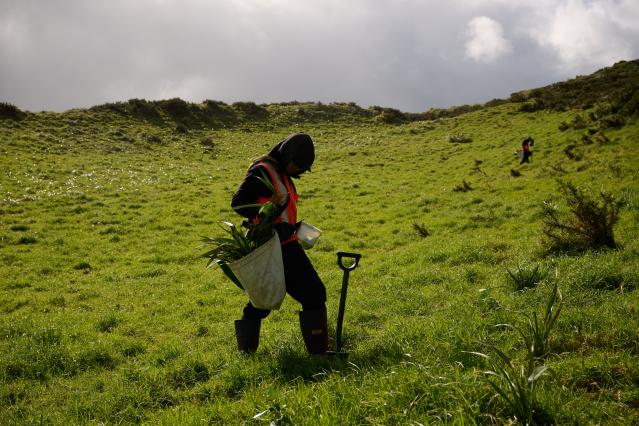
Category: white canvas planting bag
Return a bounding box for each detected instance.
[228,233,286,310]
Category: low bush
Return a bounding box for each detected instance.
[158,98,191,118]
[0,102,25,119]
[563,143,583,161]
[232,101,268,118]
[541,181,624,253]
[453,180,473,192]
[506,264,548,291]
[598,114,625,129]
[126,98,163,122]
[412,223,429,238]
[449,133,473,144]
[372,107,408,124]
[518,99,545,112]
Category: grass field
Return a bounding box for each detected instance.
[1,82,639,423]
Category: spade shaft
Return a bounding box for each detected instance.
[333,251,361,354]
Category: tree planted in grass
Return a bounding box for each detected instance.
[541,181,623,253]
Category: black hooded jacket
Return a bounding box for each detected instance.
[231,133,315,220]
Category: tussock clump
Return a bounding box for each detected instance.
[541,181,624,253]
[412,223,430,237]
[563,143,583,161]
[506,264,548,291]
[448,133,473,144]
[598,114,626,129]
[453,180,473,192]
[96,314,119,332]
[144,133,163,144]
[170,360,210,389]
[200,137,215,148]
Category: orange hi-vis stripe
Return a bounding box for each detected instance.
[254,161,299,244]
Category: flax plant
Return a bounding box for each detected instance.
[506,264,548,291]
[471,348,547,425]
[505,282,563,359]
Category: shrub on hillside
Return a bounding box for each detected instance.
[144,133,163,144]
[89,102,127,114]
[231,101,268,118]
[0,102,25,119]
[372,107,407,124]
[158,98,191,118]
[618,87,639,116]
[200,137,215,148]
[541,181,624,253]
[597,114,625,129]
[563,143,583,161]
[518,99,545,112]
[203,100,235,116]
[483,98,507,107]
[453,180,473,192]
[571,114,589,129]
[411,104,483,121]
[126,98,162,122]
[448,133,473,144]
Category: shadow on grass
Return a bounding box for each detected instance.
[271,336,407,382]
[272,346,349,382]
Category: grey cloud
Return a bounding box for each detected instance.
[0,0,637,112]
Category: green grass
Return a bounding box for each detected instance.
[1,95,638,425]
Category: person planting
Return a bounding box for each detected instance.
[230,133,328,354]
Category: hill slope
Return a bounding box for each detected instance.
[1,62,638,424]
[2,59,638,129]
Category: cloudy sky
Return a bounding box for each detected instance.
[1,0,638,113]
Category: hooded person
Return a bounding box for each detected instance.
[230,133,328,354]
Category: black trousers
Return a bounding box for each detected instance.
[242,241,327,320]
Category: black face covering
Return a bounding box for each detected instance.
[268,133,315,175]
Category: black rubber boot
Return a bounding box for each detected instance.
[298,306,328,354]
[234,319,261,353]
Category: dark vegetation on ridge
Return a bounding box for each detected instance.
[511,59,639,115]
[2,60,637,128]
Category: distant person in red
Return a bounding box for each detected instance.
[520,136,534,164]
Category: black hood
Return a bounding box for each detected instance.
[268,133,315,174]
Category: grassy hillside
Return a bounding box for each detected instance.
[1,62,638,424]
